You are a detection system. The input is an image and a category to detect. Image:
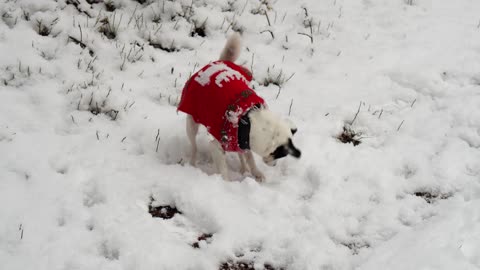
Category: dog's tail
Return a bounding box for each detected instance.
[219,32,242,62]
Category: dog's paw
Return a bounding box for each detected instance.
[222,175,232,182]
[251,170,266,182]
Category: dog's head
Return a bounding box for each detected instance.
[248,109,301,166]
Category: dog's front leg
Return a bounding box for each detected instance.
[210,140,229,181]
[245,151,265,182]
[238,153,248,175]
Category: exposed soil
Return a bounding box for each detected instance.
[148,203,181,219]
[192,233,213,248]
[219,261,283,270]
[414,191,452,204]
[336,125,361,146]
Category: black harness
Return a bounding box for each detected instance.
[238,103,263,150]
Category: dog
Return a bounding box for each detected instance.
[177,33,301,181]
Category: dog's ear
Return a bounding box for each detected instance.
[291,128,297,135]
[287,139,301,158]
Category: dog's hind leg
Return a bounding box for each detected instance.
[238,153,248,175]
[210,140,229,181]
[245,151,265,182]
[186,115,199,166]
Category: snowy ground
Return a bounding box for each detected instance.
[1,0,480,269]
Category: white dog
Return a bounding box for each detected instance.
[177,33,301,181]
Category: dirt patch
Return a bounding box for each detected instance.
[190,21,207,37]
[192,233,213,248]
[219,261,282,270]
[98,17,117,40]
[336,125,361,146]
[104,1,116,12]
[414,191,452,204]
[148,41,179,52]
[148,198,181,219]
[341,241,370,255]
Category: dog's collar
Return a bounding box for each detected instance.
[238,103,263,150]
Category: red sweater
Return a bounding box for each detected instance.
[178,60,265,152]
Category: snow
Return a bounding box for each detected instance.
[1,0,480,269]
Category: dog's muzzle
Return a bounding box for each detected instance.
[263,157,277,167]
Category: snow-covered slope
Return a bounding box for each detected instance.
[1,0,479,269]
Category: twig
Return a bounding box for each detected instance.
[77,93,83,110]
[19,224,24,240]
[288,99,294,116]
[224,16,235,34]
[350,101,362,125]
[410,98,416,108]
[378,108,383,119]
[120,55,127,71]
[275,86,282,100]
[127,4,138,26]
[220,17,226,29]
[264,11,271,26]
[308,19,313,36]
[285,72,295,83]
[260,29,274,39]
[68,35,94,56]
[156,137,160,152]
[302,7,308,17]
[397,120,405,131]
[191,62,199,75]
[121,136,127,142]
[155,128,160,142]
[250,53,254,74]
[78,23,83,42]
[297,32,313,43]
[85,55,97,72]
[96,130,100,140]
[68,0,92,18]
[240,0,248,15]
[93,9,102,27]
